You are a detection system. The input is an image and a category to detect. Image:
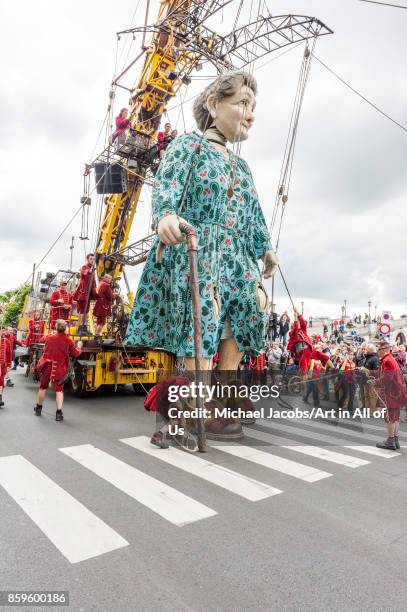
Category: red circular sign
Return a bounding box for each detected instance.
[379,323,391,335]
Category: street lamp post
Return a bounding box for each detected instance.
[374,305,377,321]
[344,299,347,319]
[368,300,372,339]
[301,301,304,315]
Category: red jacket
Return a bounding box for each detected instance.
[307,359,322,379]
[6,333,23,352]
[0,336,12,367]
[37,332,81,381]
[298,347,330,375]
[249,353,266,371]
[157,130,170,151]
[93,280,114,318]
[25,319,45,346]
[73,264,97,303]
[376,353,407,409]
[287,315,313,357]
[49,289,73,323]
[112,115,131,140]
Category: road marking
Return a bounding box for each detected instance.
[282,446,370,468]
[344,445,400,458]
[0,455,128,564]
[285,419,380,443]
[214,445,332,483]
[244,428,370,467]
[121,436,282,501]
[60,444,216,527]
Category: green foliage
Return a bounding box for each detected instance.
[0,285,31,327]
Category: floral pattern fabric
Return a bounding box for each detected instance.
[125,132,272,358]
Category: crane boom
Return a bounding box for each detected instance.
[95,0,208,284]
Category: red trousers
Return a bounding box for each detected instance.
[39,362,64,392]
[0,364,6,387]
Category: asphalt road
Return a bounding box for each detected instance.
[1,369,407,612]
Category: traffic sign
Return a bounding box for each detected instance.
[379,323,391,335]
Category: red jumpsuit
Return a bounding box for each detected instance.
[287,315,330,374]
[157,130,171,153]
[25,319,45,346]
[0,336,12,387]
[7,333,23,353]
[73,264,97,314]
[112,115,131,141]
[36,332,81,392]
[93,280,114,326]
[49,289,73,329]
[376,353,407,423]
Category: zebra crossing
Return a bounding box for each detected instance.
[0,418,403,564]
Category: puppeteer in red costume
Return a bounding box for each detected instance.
[287,310,332,374]
[73,254,98,317]
[36,329,82,392]
[93,275,114,330]
[49,281,73,330]
[0,331,12,395]
[375,347,407,423]
[25,314,45,346]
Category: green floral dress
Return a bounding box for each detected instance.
[125,132,271,358]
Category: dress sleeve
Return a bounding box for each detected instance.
[152,134,197,223]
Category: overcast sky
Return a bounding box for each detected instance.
[1,0,406,319]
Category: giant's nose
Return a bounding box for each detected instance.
[245,106,255,126]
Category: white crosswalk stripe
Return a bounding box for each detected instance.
[286,418,381,443]
[272,421,377,446]
[0,455,128,564]
[343,445,398,458]
[244,428,370,467]
[121,436,282,500]
[282,445,371,467]
[60,444,217,527]
[212,444,332,482]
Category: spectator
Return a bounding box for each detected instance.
[278,312,290,347]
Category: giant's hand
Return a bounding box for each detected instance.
[157,214,188,246]
[262,249,279,279]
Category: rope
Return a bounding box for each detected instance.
[312,53,407,133]
[359,0,407,8]
[278,266,295,310]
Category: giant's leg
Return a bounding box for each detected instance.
[184,343,244,442]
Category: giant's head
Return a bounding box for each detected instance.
[193,71,257,143]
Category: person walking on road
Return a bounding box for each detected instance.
[0,329,12,407]
[375,340,407,450]
[34,320,82,421]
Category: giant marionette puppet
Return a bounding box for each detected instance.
[125,71,279,446]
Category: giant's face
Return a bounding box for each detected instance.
[214,85,256,143]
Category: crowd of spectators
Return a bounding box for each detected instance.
[235,312,407,420]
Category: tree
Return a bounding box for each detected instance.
[0,285,31,328]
